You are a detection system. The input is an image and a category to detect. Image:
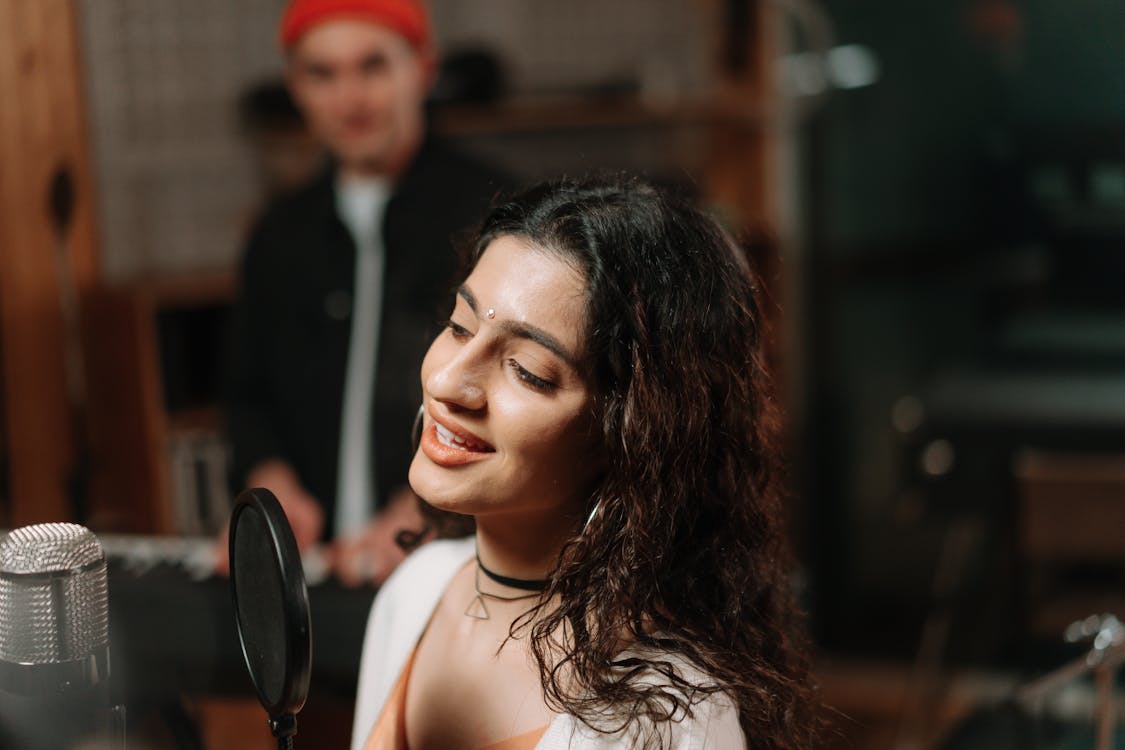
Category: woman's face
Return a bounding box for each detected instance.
[409,235,603,522]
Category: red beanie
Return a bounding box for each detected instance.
[278,0,432,52]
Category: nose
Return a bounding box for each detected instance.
[425,341,487,414]
[339,71,368,106]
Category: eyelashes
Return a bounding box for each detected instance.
[442,319,558,392]
[507,359,556,392]
[445,319,471,339]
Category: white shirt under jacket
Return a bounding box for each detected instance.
[350,537,748,750]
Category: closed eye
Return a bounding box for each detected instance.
[445,319,472,340]
[302,63,334,82]
[508,359,556,392]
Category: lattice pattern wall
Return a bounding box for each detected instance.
[79,0,289,279]
[428,0,713,98]
[79,0,717,279]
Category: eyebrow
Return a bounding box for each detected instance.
[457,285,579,366]
[360,51,390,66]
[299,60,333,76]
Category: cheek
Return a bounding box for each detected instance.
[553,411,604,483]
[291,87,324,120]
[303,98,349,137]
[391,71,425,111]
[533,426,603,503]
[361,78,392,108]
[500,402,600,470]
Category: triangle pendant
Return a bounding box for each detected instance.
[464,594,490,620]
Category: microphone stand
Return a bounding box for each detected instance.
[112,703,127,749]
[1015,614,1124,750]
[47,163,91,523]
[270,712,297,750]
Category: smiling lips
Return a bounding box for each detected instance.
[419,418,495,466]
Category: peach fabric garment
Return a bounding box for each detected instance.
[363,649,547,750]
[362,650,414,750]
[480,727,549,750]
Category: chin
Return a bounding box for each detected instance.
[408,452,472,512]
[333,137,396,170]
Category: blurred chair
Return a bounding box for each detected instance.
[938,614,1125,750]
[1013,450,1125,642]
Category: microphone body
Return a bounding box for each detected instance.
[0,522,121,749]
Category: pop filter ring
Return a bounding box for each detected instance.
[228,487,311,746]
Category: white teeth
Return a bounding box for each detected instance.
[435,423,484,451]
[435,423,457,447]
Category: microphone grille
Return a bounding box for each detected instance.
[0,523,104,573]
[0,523,109,665]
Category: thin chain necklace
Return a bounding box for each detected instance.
[464,555,548,620]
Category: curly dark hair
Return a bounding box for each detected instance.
[414,175,818,748]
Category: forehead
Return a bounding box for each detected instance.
[469,236,589,348]
[291,18,412,62]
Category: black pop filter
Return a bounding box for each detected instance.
[229,488,311,748]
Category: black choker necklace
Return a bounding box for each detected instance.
[465,556,548,620]
[475,554,549,591]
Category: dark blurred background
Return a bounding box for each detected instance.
[1,0,1123,748]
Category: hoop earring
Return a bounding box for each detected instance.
[411,405,424,451]
[582,499,602,535]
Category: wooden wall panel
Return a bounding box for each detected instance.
[704,0,777,240]
[0,0,100,526]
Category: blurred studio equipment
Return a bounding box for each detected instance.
[938,614,1124,750]
[228,488,312,749]
[0,522,125,749]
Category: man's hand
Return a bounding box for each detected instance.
[328,486,432,587]
[214,458,325,574]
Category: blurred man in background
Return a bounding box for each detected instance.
[223,0,510,583]
[238,79,325,201]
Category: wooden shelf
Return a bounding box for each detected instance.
[432,92,769,138]
[167,406,223,437]
[82,272,235,534]
[119,270,235,308]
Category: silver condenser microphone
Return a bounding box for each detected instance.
[0,522,123,749]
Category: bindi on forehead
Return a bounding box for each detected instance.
[456,284,581,367]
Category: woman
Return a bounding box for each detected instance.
[351,176,818,749]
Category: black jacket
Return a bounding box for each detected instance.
[224,136,511,534]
